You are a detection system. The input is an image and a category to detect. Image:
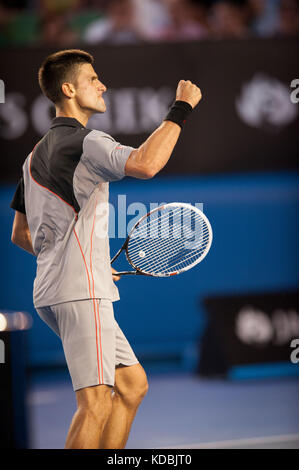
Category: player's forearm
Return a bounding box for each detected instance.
[11,211,35,256]
[12,231,35,256]
[126,121,181,179]
[125,80,202,179]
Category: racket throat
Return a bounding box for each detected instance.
[114,270,148,276]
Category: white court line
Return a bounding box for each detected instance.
[159,433,299,449]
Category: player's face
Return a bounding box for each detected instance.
[73,63,107,114]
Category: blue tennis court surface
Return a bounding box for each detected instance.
[27,370,299,449]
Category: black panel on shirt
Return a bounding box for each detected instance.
[10,177,26,214]
[30,118,92,214]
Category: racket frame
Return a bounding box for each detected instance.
[111,202,213,277]
[111,239,149,276]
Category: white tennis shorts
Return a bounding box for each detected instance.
[36,298,139,391]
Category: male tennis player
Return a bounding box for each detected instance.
[10,49,201,449]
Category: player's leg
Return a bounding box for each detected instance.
[48,299,118,448]
[100,363,148,449]
[99,311,148,449]
[65,383,113,449]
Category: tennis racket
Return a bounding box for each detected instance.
[111,202,212,277]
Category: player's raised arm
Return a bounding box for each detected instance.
[125,80,202,180]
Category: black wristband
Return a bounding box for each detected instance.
[164,100,193,128]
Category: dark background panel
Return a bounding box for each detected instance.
[0,38,298,181]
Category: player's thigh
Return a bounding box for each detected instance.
[51,299,117,391]
[76,383,113,413]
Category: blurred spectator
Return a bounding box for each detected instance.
[132,0,170,40]
[79,0,108,7]
[38,12,78,46]
[0,0,82,46]
[248,0,280,36]
[0,1,39,46]
[276,0,299,36]
[83,0,143,45]
[190,0,214,34]
[37,0,79,46]
[0,0,298,47]
[210,0,251,38]
[148,0,210,42]
[0,3,15,46]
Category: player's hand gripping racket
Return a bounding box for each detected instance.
[111,202,212,277]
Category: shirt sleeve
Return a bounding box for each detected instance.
[82,130,135,182]
[10,177,26,214]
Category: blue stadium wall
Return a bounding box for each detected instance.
[1,171,298,377]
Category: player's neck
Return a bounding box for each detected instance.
[55,102,92,128]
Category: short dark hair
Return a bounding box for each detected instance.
[38,49,94,104]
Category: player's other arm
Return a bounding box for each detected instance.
[11,211,35,256]
[125,80,202,179]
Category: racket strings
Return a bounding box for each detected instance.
[128,226,210,266]
[129,234,209,274]
[128,223,209,260]
[129,232,210,274]
[162,242,209,271]
[131,206,196,240]
[128,217,209,261]
[129,207,207,250]
[127,207,211,275]
[129,207,208,245]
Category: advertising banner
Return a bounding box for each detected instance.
[0,38,298,181]
[198,291,299,376]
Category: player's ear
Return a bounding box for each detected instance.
[61,82,75,99]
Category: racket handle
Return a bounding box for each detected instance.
[113,271,148,276]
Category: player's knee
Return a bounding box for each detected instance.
[139,378,149,400]
[118,375,148,408]
[134,375,149,402]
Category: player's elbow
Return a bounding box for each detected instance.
[125,162,158,179]
[11,234,24,249]
[140,165,158,179]
[11,231,19,245]
[125,149,160,179]
[11,229,25,247]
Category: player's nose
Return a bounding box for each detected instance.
[98,81,107,93]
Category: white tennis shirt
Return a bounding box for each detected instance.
[10,117,134,308]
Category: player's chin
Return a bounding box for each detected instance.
[86,99,106,114]
[94,103,106,113]
[88,106,106,116]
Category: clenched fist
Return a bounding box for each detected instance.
[176,80,202,109]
